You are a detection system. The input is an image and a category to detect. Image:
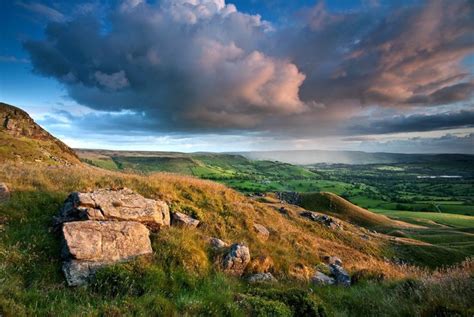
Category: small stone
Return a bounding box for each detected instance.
[248,272,277,284]
[311,271,335,286]
[62,260,106,286]
[172,212,200,228]
[209,237,228,250]
[221,243,251,276]
[253,223,270,240]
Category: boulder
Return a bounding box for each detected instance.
[56,188,170,229]
[62,221,152,262]
[248,272,277,284]
[0,183,10,202]
[330,264,351,287]
[221,243,251,276]
[253,223,270,240]
[209,237,228,250]
[171,212,200,228]
[311,271,335,286]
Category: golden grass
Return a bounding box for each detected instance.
[0,162,457,281]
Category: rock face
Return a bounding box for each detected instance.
[330,264,351,287]
[248,272,277,284]
[253,223,270,240]
[56,188,170,229]
[311,271,335,286]
[172,212,200,228]
[221,243,251,276]
[62,221,152,262]
[0,183,10,202]
[57,188,167,286]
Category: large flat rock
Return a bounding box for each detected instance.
[62,220,152,262]
[57,188,170,228]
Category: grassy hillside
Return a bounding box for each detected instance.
[1,162,473,316]
[0,102,79,165]
[299,192,419,230]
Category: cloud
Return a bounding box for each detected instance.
[17,1,65,22]
[24,0,474,137]
[348,110,474,135]
[357,133,474,154]
[24,0,308,132]
[284,0,474,108]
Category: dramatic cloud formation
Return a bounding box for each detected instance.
[22,0,474,140]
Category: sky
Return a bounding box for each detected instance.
[0,0,473,153]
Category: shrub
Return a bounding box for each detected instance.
[240,295,292,317]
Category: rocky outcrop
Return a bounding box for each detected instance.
[253,223,270,240]
[248,272,277,284]
[0,102,79,163]
[0,183,10,202]
[300,211,343,230]
[57,188,169,286]
[276,192,301,205]
[311,271,335,286]
[172,212,200,228]
[56,188,170,229]
[221,243,251,276]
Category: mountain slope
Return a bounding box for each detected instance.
[299,192,421,230]
[0,102,79,165]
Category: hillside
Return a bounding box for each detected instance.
[0,102,79,165]
[1,161,473,316]
[298,192,420,230]
[238,149,474,165]
[0,106,473,316]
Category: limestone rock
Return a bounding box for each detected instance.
[221,243,251,276]
[311,271,335,286]
[330,264,351,287]
[253,223,270,240]
[62,220,152,262]
[172,212,200,228]
[248,272,277,284]
[56,188,170,229]
[0,183,10,202]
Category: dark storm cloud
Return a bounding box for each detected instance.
[24,0,474,136]
[348,110,474,135]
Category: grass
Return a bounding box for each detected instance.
[0,162,473,316]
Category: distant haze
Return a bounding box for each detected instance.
[237,150,474,165]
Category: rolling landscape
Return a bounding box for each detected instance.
[1,0,474,316]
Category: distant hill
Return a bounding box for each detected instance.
[238,150,474,165]
[0,102,79,165]
[299,192,420,230]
